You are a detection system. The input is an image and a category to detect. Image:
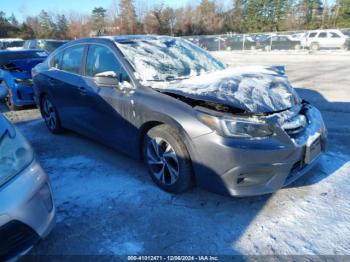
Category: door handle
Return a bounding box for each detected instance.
[78,86,88,95]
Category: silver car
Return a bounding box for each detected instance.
[0,114,55,260]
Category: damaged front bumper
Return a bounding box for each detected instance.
[190,104,327,197]
[12,83,36,106]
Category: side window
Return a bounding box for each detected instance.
[330,32,341,38]
[309,33,317,38]
[61,45,85,74]
[85,45,129,82]
[318,32,327,38]
[279,36,287,41]
[50,51,63,69]
[30,41,37,49]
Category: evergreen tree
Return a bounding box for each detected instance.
[56,14,69,39]
[298,0,323,29]
[38,10,56,38]
[91,7,107,35]
[335,0,350,27]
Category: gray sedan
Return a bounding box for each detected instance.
[0,114,55,260]
[33,35,327,196]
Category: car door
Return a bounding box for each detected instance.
[317,32,328,48]
[45,44,87,131]
[79,43,137,153]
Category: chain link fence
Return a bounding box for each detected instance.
[182,28,350,52]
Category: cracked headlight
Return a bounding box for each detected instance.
[198,113,273,138]
[0,129,34,186]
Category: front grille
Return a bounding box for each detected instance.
[282,114,308,136]
[0,220,39,260]
[284,126,305,135]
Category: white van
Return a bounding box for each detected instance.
[301,29,349,50]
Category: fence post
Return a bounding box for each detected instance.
[243,34,245,51]
[270,33,273,52]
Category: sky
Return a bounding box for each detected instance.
[0,0,207,21]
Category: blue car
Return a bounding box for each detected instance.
[0,50,48,110]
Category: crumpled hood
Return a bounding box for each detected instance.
[155,66,301,114]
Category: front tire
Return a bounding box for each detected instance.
[143,124,193,194]
[40,95,63,134]
[310,42,319,51]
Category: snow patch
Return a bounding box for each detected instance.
[104,240,144,255]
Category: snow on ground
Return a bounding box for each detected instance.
[1,52,350,255]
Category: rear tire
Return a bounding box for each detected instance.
[143,124,194,194]
[40,95,63,134]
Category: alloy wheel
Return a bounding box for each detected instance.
[146,137,180,186]
[42,99,57,130]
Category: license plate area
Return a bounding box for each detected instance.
[304,135,321,164]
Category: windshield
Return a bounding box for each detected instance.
[116,37,225,82]
[42,41,67,52]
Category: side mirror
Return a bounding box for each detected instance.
[94,71,119,87]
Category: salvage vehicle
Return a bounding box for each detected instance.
[0,49,48,110]
[32,36,327,196]
[23,39,69,53]
[257,35,301,51]
[0,114,55,260]
[198,36,227,51]
[225,35,257,50]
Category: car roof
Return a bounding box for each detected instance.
[69,35,174,44]
[25,39,69,42]
[0,49,47,55]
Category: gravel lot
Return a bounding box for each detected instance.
[2,52,350,256]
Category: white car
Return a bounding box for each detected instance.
[301,30,349,50]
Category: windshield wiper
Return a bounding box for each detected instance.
[147,76,190,82]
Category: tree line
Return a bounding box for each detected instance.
[0,0,349,40]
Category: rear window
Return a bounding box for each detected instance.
[318,32,328,38]
[330,32,341,38]
[41,41,67,53]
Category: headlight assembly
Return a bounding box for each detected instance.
[198,113,273,138]
[0,129,34,186]
[15,78,33,85]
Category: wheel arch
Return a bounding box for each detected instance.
[138,118,199,186]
